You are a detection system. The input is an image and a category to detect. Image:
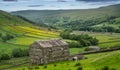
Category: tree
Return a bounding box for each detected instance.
[60,32,99,47]
[0,54,11,60]
[12,48,29,57]
[6,33,14,40]
[89,38,99,45]
[115,29,120,33]
[103,26,115,32]
[68,41,82,48]
[1,34,14,42]
[1,36,7,42]
[12,48,23,57]
[60,31,70,39]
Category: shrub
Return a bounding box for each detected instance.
[68,41,82,48]
[0,54,11,60]
[90,37,99,45]
[34,66,39,69]
[84,47,90,51]
[1,33,14,42]
[77,66,82,70]
[22,68,25,70]
[54,64,57,67]
[1,36,7,42]
[12,48,23,57]
[79,39,91,46]
[101,66,109,70]
[75,63,81,67]
[12,48,28,57]
[60,32,99,47]
[6,33,14,40]
[44,65,47,69]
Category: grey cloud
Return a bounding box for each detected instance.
[76,0,119,2]
[28,5,44,7]
[3,0,17,1]
[57,0,67,2]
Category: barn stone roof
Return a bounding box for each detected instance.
[34,39,68,48]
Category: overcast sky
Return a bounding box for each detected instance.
[0,0,120,12]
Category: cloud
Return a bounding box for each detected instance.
[57,0,67,2]
[3,0,17,1]
[69,4,75,6]
[28,5,44,7]
[76,0,119,2]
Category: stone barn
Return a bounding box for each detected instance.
[29,39,69,65]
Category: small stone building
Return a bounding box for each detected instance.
[29,39,69,65]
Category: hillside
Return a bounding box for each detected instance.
[8,50,120,70]
[12,4,120,32]
[0,10,59,55]
[0,9,120,70]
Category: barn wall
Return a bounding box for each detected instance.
[29,41,70,65]
[29,43,43,65]
[46,46,69,62]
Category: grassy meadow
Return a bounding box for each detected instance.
[0,26,59,54]
[1,29,120,70]
[72,31,120,47]
[68,31,120,54]
[0,15,59,69]
[7,50,120,70]
[0,10,59,56]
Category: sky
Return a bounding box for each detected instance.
[0,0,120,12]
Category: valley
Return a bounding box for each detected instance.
[12,4,120,32]
[0,3,120,70]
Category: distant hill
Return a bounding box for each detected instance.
[0,10,31,26]
[0,10,32,36]
[12,4,120,32]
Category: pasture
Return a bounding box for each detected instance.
[72,31,120,48]
[0,57,28,69]
[0,25,59,55]
[7,50,120,70]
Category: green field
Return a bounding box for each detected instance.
[0,57,28,69]
[0,10,60,69]
[70,47,86,55]
[7,50,120,70]
[72,31,120,48]
[0,10,59,55]
[0,25,59,54]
